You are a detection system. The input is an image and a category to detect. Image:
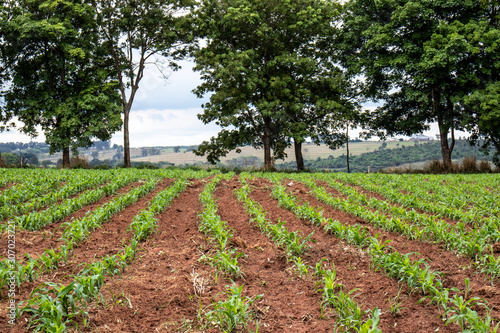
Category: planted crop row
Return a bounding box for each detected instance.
[320,175,500,250]
[0,173,67,208]
[8,170,141,231]
[198,174,245,279]
[314,261,382,333]
[236,174,381,332]
[0,171,111,222]
[19,177,191,331]
[289,174,500,281]
[195,173,272,332]
[267,176,498,332]
[61,177,160,243]
[235,176,312,258]
[401,174,500,213]
[335,173,497,225]
[0,176,160,290]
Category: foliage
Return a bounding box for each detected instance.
[204,283,262,332]
[192,0,354,170]
[278,140,493,172]
[340,0,498,167]
[1,0,122,167]
[465,81,500,167]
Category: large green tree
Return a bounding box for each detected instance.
[1,0,122,168]
[0,0,17,132]
[93,0,194,167]
[340,0,486,168]
[192,0,353,170]
[460,2,500,166]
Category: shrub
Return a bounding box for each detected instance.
[70,156,89,169]
[478,160,492,173]
[460,156,478,173]
[426,160,447,174]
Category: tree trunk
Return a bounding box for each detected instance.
[263,117,273,170]
[62,147,70,168]
[294,140,304,171]
[437,115,455,170]
[0,152,3,167]
[123,106,131,168]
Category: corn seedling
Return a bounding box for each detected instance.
[204,283,263,332]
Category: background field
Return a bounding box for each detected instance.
[130,141,414,165]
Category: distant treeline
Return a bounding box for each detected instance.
[277,141,492,172]
[0,141,117,154]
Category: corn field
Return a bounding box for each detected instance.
[0,169,499,332]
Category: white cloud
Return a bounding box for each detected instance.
[110,108,221,147]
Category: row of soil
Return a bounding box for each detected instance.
[246,178,453,332]
[0,179,172,329]
[281,179,500,321]
[77,178,341,332]
[0,181,145,262]
[4,175,498,332]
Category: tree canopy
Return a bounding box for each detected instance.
[339,0,499,168]
[0,0,122,167]
[0,0,498,171]
[192,0,356,170]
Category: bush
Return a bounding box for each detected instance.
[460,156,479,173]
[70,156,90,169]
[426,160,448,174]
[478,160,492,173]
[425,160,460,174]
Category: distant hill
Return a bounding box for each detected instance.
[277,140,493,172]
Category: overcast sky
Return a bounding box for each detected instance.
[0,60,222,148]
[0,60,466,148]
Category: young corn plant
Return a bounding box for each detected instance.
[209,249,247,279]
[292,257,311,279]
[198,175,245,278]
[315,261,381,332]
[204,283,263,332]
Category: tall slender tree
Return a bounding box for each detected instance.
[93,0,194,167]
[1,0,122,167]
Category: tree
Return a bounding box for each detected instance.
[1,0,122,167]
[340,0,485,168]
[93,0,194,167]
[460,2,500,167]
[464,82,500,166]
[192,0,350,170]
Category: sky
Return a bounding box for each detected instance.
[0,60,468,148]
[0,60,222,148]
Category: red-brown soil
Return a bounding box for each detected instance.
[247,178,456,332]
[1,175,499,333]
[0,181,144,261]
[281,179,500,320]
